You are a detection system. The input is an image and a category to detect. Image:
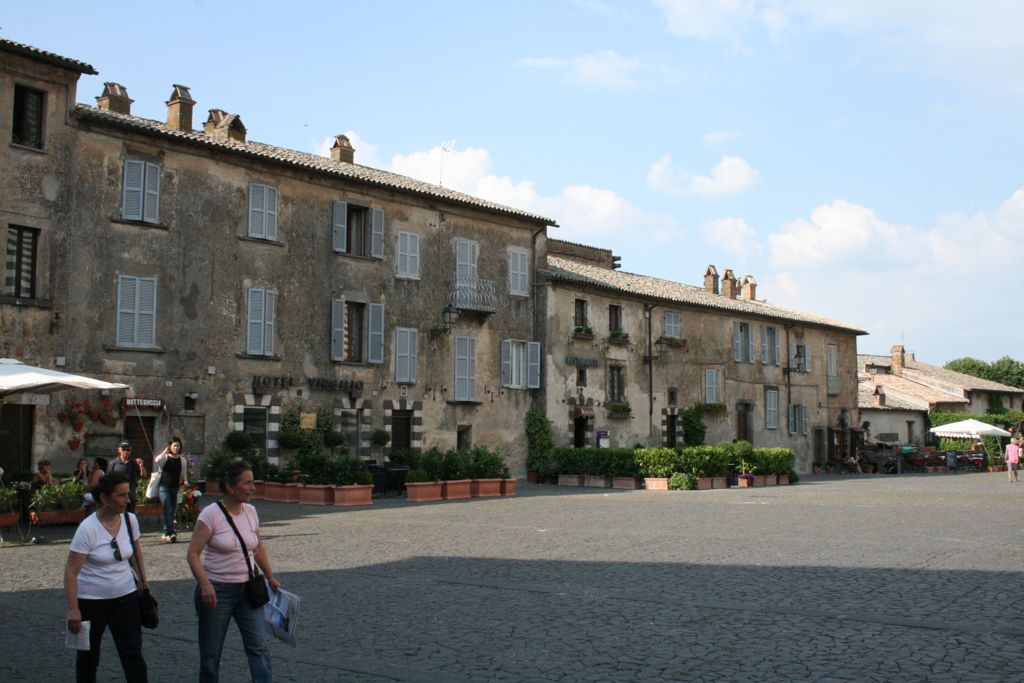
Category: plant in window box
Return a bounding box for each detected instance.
[698,402,728,417]
[572,326,594,339]
[606,402,632,418]
[608,330,630,344]
[663,336,686,348]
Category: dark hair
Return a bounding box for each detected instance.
[219,458,253,493]
[37,459,51,470]
[169,436,183,449]
[94,457,109,471]
[94,471,130,504]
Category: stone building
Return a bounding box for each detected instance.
[543,240,867,472]
[0,39,554,476]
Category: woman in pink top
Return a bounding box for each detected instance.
[186,459,280,682]
[1006,439,1020,483]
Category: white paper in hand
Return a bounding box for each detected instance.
[65,621,90,650]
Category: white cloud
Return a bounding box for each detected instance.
[519,50,673,88]
[647,154,759,197]
[703,130,740,145]
[700,217,761,256]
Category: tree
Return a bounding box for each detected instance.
[944,357,993,381]
[988,356,1024,389]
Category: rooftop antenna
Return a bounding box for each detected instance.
[439,140,456,186]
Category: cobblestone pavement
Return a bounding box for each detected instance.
[2,472,1023,682]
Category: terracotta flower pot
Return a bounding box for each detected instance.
[777,473,790,486]
[711,476,728,489]
[252,480,265,499]
[299,484,334,506]
[470,479,502,497]
[405,481,442,502]
[284,483,302,503]
[558,474,584,487]
[583,475,611,488]
[737,477,754,488]
[500,479,516,496]
[333,484,373,507]
[696,477,713,491]
[612,477,641,489]
[442,479,471,500]
[643,477,669,490]
[33,509,88,525]
[0,511,20,527]
[263,482,286,502]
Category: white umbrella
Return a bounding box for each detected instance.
[928,418,1010,439]
[0,358,130,400]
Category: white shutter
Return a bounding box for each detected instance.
[788,404,795,434]
[500,339,512,387]
[136,277,157,347]
[408,329,418,382]
[394,328,409,381]
[122,160,144,221]
[331,298,346,361]
[264,290,276,356]
[760,325,767,364]
[527,341,541,389]
[456,240,476,280]
[143,162,160,223]
[732,322,741,361]
[455,336,470,401]
[397,232,409,275]
[248,184,265,238]
[265,186,278,241]
[370,208,384,258]
[367,303,384,364]
[332,201,348,252]
[747,325,755,363]
[766,389,778,429]
[801,405,809,434]
[774,330,781,366]
[247,288,264,355]
[116,275,136,346]
[409,233,420,277]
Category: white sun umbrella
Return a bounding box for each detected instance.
[0,358,130,400]
[928,418,1010,439]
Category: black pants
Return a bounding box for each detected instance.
[76,592,148,683]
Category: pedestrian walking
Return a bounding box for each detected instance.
[64,471,150,683]
[151,437,188,542]
[187,458,280,682]
[107,442,147,513]
[1006,439,1020,483]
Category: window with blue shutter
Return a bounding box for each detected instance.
[508,248,529,295]
[664,312,681,339]
[332,201,348,252]
[331,298,346,361]
[367,303,384,364]
[248,183,277,240]
[116,275,158,348]
[397,231,420,278]
[143,163,160,223]
[333,201,383,258]
[500,339,512,387]
[734,322,753,362]
[122,161,161,223]
[394,327,418,382]
[454,335,476,401]
[246,287,275,356]
[456,240,477,281]
[263,290,276,355]
[704,369,719,403]
[371,208,384,258]
[765,388,779,429]
[527,341,541,389]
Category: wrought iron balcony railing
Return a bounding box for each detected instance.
[448,277,497,313]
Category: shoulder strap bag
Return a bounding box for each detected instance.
[216,501,270,608]
[123,512,159,629]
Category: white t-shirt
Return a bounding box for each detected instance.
[196,502,260,584]
[69,512,139,600]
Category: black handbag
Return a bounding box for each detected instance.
[217,502,270,608]
[124,512,159,629]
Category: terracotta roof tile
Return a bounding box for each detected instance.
[0,38,97,74]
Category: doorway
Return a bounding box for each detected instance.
[124,416,156,470]
[0,404,33,474]
[391,410,412,452]
[736,402,751,442]
[573,417,589,448]
[666,414,678,447]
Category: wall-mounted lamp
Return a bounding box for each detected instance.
[784,345,806,374]
[49,311,61,334]
[430,304,460,339]
[643,337,668,364]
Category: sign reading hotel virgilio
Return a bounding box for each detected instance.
[251,375,364,394]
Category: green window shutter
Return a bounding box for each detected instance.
[332,201,347,252]
[527,341,541,389]
[331,298,346,361]
[248,184,265,238]
[143,162,160,224]
[367,303,384,364]
[247,288,264,355]
[116,275,137,346]
[122,160,144,221]
[370,208,384,258]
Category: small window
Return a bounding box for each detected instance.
[4,225,39,299]
[608,305,623,333]
[765,387,779,429]
[397,231,420,278]
[246,287,276,356]
[508,247,529,295]
[826,344,839,395]
[574,299,588,328]
[577,366,587,387]
[248,183,278,240]
[761,326,781,365]
[122,160,160,223]
[664,312,682,339]
[501,340,541,389]
[328,300,385,365]
[704,369,719,404]
[12,85,45,149]
[454,336,477,401]
[667,387,677,406]
[243,407,268,455]
[394,327,418,382]
[790,404,809,435]
[345,302,365,363]
[733,322,754,363]
[116,275,158,348]
[609,365,625,403]
[333,201,383,258]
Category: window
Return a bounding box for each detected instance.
[765,387,779,429]
[664,312,682,339]
[122,160,160,223]
[454,335,476,401]
[12,85,45,149]
[577,366,587,387]
[789,404,809,435]
[826,343,839,395]
[791,343,809,373]
[704,369,719,403]
[667,388,678,406]
[246,287,276,356]
[333,201,383,258]
[397,231,420,278]
[4,225,39,298]
[574,299,588,328]
[331,299,384,363]
[248,183,278,240]
[761,326,781,365]
[243,408,267,454]
[394,327,418,382]
[609,305,623,333]
[508,248,529,295]
[455,239,478,280]
[609,365,625,403]
[116,275,157,348]
[501,340,541,389]
[733,322,754,362]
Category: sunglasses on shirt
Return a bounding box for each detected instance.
[110,538,123,562]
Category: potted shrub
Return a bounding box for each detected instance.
[668,472,697,491]
[440,449,472,500]
[295,449,335,505]
[333,457,374,507]
[134,479,162,518]
[525,410,554,483]
[469,447,504,497]
[0,487,21,527]
[634,448,677,490]
[500,467,516,497]
[370,429,391,465]
[610,449,640,489]
[553,448,584,486]
[737,473,755,488]
[404,468,442,502]
[31,481,87,525]
[262,465,291,502]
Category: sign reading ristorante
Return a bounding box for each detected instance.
[565,356,601,367]
[251,375,364,393]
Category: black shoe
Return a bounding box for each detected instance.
[169,534,177,543]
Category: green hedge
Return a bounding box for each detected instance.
[553,444,796,479]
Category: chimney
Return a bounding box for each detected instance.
[96,82,133,115]
[890,344,905,377]
[165,84,195,131]
[703,265,719,294]
[740,274,757,301]
[721,269,738,299]
[330,135,355,164]
[204,109,246,142]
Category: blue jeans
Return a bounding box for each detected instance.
[195,582,271,683]
[157,486,178,536]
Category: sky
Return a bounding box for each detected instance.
[6,1,1023,364]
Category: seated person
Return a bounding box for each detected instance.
[32,459,54,488]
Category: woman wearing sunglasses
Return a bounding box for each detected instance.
[64,471,150,682]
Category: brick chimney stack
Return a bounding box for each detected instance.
[203,109,246,142]
[740,274,757,300]
[165,85,195,131]
[703,265,719,294]
[96,82,133,115]
[890,344,905,377]
[721,269,738,299]
[330,135,355,163]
